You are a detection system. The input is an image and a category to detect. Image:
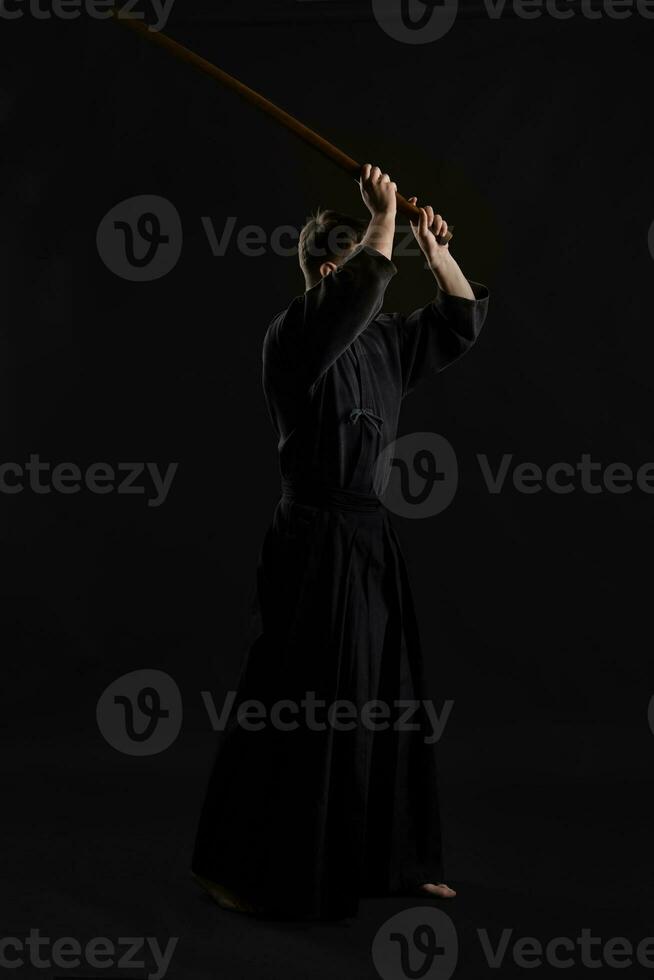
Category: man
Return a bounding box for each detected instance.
[192,164,489,919]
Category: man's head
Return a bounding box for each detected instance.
[298,208,368,290]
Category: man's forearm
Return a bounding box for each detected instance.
[362,213,396,262]
[428,251,475,301]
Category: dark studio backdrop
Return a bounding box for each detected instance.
[1,0,652,977]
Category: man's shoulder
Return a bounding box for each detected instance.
[268,294,303,328]
[370,311,402,331]
[265,297,296,335]
[263,296,304,364]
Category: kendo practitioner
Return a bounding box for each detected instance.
[192,164,489,920]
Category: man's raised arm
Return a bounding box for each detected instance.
[390,198,489,396]
[408,200,475,300]
[359,164,397,261]
[266,165,400,387]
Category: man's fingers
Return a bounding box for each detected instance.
[362,163,383,186]
[363,177,448,240]
[419,208,431,237]
[361,164,396,188]
[435,215,448,240]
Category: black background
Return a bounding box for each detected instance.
[1,0,653,977]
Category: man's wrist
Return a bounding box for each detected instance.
[363,211,396,262]
[369,210,397,227]
[426,248,454,273]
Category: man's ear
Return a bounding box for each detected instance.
[319,261,338,279]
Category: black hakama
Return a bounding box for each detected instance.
[192,245,489,918]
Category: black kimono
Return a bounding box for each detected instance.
[192,244,489,919]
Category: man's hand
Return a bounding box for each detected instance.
[360,164,398,219]
[408,200,449,265]
[359,164,397,262]
[409,197,475,300]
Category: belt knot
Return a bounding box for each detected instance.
[349,407,384,436]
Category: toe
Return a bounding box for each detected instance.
[420,882,457,899]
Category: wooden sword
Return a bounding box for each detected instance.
[109,9,453,245]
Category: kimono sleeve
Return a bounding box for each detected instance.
[265,244,398,389]
[395,281,489,397]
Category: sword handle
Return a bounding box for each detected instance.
[394,188,454,246]
[350,173,453,245]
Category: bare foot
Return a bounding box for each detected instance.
[420,882,457,899]
[192,872,259,914]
